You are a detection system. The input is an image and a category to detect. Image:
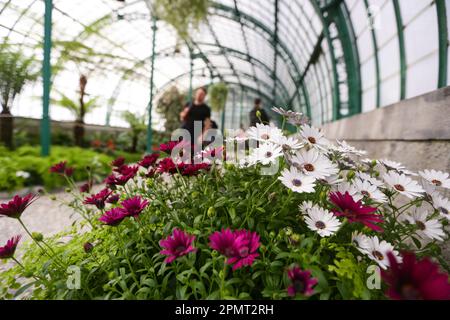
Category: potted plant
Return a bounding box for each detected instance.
[0,43,37,149]
[153,0,210,40]
[52,75,99,147]
[156,86,185,133]
[208,82,228,112]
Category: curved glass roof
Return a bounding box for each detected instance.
[1,0,449,130]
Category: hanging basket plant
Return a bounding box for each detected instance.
[156,86,185,132]
[208,82,228,112]
[153,0,210,40]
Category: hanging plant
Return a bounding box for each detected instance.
[156,86,185,133]
[208,82,228,112]
[153,0,210,40]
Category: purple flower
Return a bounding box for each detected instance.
[381,251,450,300]
[84,188,112,210]
[121,196,149,217]
[287,266,318,297]
[79,181,93,193]
[49,161,74,177]
[209,229,260,270]
[159,228,197,263]
[0,194,37,219]
[138,153,160,169]
[98,208,127,226]
[330,192,384,232]
[106,194,120,204]
[181,163,210,176]
[0,235,21,259]
[111,156,126,168]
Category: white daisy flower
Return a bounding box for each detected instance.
[383,172,425,199]
[272,135,303,152]
[291,148,338,179]
[352,179,387,203]
[318,174,343,186]
[246,123,283,143]
[299,124,329,150]
[278,167,316,193]
[248,142,283,165]
[419,169,450,189]
[431,194,450,220]
[403,208,445,242]
[298,200,320,215]
[333,181,358,197]
[271,107,309,126]
[330,140,367,156]
[351,231,371,254]
[364,236,401,270]
[305,207,342,237]
[356,172,384,187]
[378,159,417,176]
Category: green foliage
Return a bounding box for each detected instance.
[156,86,185,133]
[153,0,210,40]
[0,146,139,192]
[51,93,99,122]
[208,83,228,112]
[0,42,38,112]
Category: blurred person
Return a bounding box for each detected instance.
[180,87,212,146]
[249,98,270,127]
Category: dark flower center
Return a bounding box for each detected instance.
[415,220,426,230]
[282,144,290,151]
[431,179,442,186]
[261,134,270,140]
[239,246,249,257]
[315,221,326,229]
[265,151,273,158]
[292,179,302,187]
[372,250,384,261]
[175,245,186,253]
[394,184,405,192]
[293,280,306,293]
[400,284,422,300]
[361,190,370,197]
[304,163,315,172]
[439,207,449,215]
[308,136,316,144]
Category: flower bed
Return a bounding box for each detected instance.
[0,146,142,192]
[0,109,449,300]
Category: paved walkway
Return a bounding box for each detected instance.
[0,191,78,244]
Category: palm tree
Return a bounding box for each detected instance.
[52,75,99,146]
[121,111,146,153]
[0,43,37,149]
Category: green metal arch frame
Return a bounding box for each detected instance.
[436,0,448,88]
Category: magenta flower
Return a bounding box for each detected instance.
[209,229,260,270]
[0,235,21,259]
[121,196,149,217]
[181,163,210,176]
[227,230,260,270]
[79,181,92,193]
[138,153,160,169]
[159,141,181,154]
[330,192,384,232]
[106,194,120,204]
[287,266,318,297]
[159,228,197,263]
[157,158,185,174]
[105,173,133,188]
[146,168,157,178]
[0,194,37,219]
[98,207,127,226]
[209,228,237,257]
[111,156,126,168]
[381,251,450,300]
[49,161,74,176]
[84,188,112,210]
[117,165,139,177]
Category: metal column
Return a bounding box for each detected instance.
[146,17,157,153]
[41,0,52,156]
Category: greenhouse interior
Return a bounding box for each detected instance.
[0,0,449,303]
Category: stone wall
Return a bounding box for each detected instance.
[321,86,450,172]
